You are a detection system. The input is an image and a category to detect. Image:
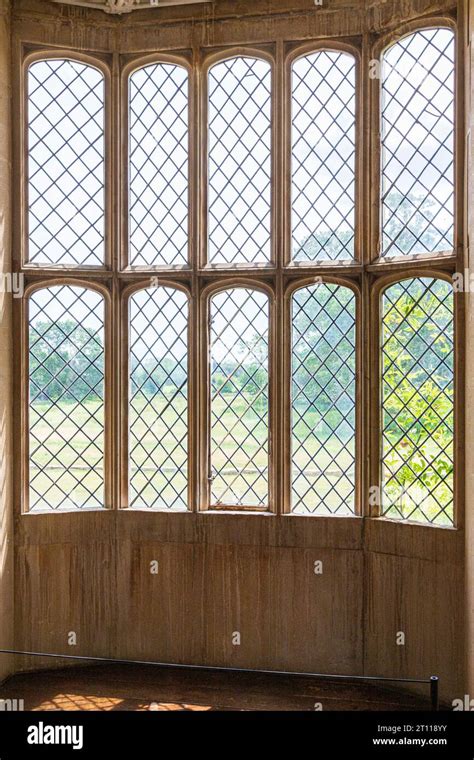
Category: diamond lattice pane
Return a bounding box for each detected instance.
[129,287,188,510]
[381,277,454,525]
[29,286,105,511]
[28,59,105,266]
[129,64,189,267]
[291,284,356,514]
[208,57,271,265]
[381,29,454,257]
[291,51,355,262]
[210,288,269,507]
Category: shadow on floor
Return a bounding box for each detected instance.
[0,663,432,712]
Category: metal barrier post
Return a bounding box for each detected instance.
[430,676,439,711]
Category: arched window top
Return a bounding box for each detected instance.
[292,45,355,64]
[29,283,104,331]
[128,62,189,268]
[27,55,105,92]
[382,25,454,62]
[381,27,455,258]
[27,58,105,267]
[381,276,454,525]
[128,280,190,302]
[209,284,270,330]
[208,53,271,80]
[207,56,272,266]
[130,58,188,79]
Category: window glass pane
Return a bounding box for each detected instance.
[210,288,269,507]
[381,29,454,257]
[29,286,105,511]
[208,57,271,265]
[291,51,355,262]
[129,64,189,267]
[291,283,356,514]
[381,277,454,525]
[129,286,188,510]
[27,59,105,266]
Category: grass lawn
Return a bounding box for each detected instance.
[28,394,451,522]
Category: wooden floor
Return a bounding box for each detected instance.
[0,664,431,711]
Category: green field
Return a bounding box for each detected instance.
[29,398,105,511]
[29,393,451,522]
[29,393,355,512]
